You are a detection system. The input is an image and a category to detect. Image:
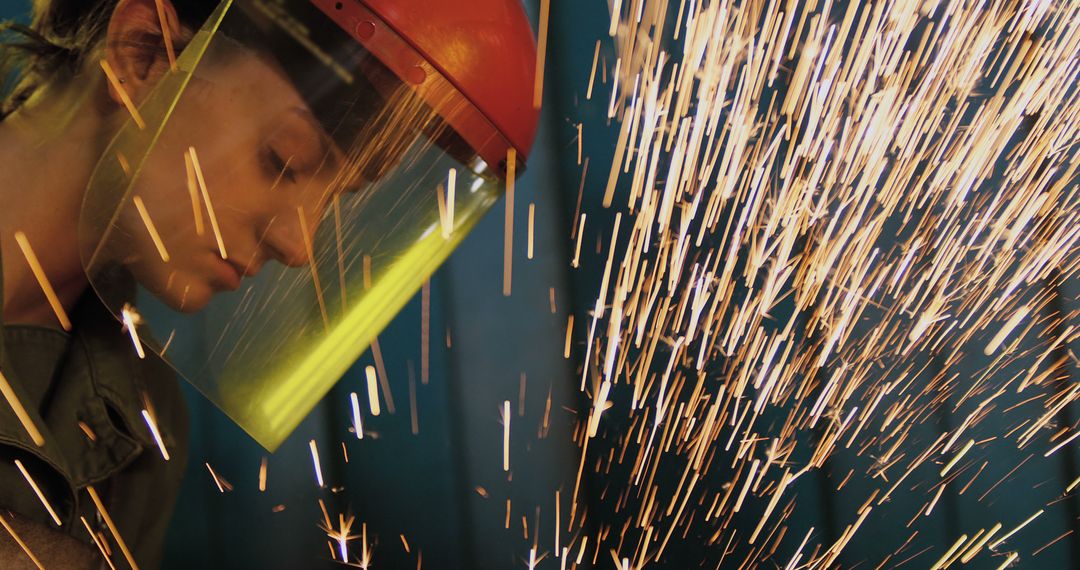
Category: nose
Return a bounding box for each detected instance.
[261,214,312,268]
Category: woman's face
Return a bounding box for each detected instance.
[115,47,348,313]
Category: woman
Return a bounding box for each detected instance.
[0,0,539,567]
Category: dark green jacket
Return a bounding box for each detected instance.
[0,246,189,569]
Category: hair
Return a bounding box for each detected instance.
[0,0,217,119]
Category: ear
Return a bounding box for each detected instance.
[103,0,187,105]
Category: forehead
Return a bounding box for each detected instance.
[198,41,310,113]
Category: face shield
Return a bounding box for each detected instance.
[78,0,524,451]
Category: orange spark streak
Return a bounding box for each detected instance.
[309,439,325,487]
[350,392,364,439]
[297,206,330,330]
[141,409,170,461]
[0,512,45,569]
[0,370,45,447]
[365,366,381,417]
[87,485,139,570]
[15,460,61,526]
[99,60,145,129]
[153,0,177,71]
[133,196,170,262]
[533,0,550,109]
[187,147,227,258]
[14,231,71,331]
[503,400,511,472]
[504,149,517,296]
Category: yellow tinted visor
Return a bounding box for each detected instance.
[79,0,515,450]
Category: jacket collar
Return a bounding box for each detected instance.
[0,246,166,487]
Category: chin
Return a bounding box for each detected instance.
[128,256,220,314]
[170,284,213,314]
[142,272,214,314]
[173,294,212,314]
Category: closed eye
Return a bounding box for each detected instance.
[265,150,296,190]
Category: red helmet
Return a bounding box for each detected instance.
[314,0,540,170]
[360,0,540,160]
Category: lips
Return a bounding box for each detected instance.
[207,250,263,292]
[229,256,264,278]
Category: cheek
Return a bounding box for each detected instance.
[125,157,199,246]
[178,121,273,213]
[119,231,214,312]
[122,74,286,264]
[131,131,265,244]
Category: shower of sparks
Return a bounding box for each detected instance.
[13,231,71,330]
[319,510,358,564]
[322,518,376,569]
[273,0,1080,567]
[545,0,1079,567]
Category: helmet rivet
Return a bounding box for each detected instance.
[355,21,376,41]
[406,65,427,85]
